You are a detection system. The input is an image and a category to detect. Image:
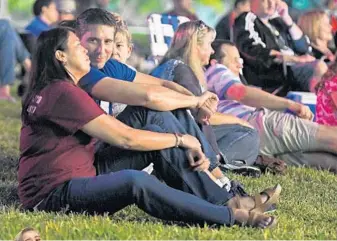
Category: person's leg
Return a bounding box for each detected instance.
[38,170,236,226]
[116,106,220,172]
[0,20,16,100]
[247,109,318,155]
[212,124,260,166]
[289,60,326,92]
[247,109,337,168]
[276,151,337,173]
[95,122,234,205]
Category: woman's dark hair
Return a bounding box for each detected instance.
[22,27,74,120]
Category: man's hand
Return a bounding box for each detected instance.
[186,148,210,172]
[283,54,316,64]
[276,0,293,25]
[288,101,314,120]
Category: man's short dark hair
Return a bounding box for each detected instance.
[234,0,249,8]
[210,39,236,62]
[33,0,54,16]
[76,8,117,38]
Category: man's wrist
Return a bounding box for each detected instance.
[283,16,293,28]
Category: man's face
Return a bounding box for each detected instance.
[43,2,59,24]
[80,24,115,69]
[251,0,276,18]
[219,45,243,77]
[174,0,192,9]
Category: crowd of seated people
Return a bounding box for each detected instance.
[1,0,337,231]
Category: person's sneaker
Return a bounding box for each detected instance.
[220,163,262,178]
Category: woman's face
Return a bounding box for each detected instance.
[197,31,215,66]
[318,14,333,42]
[22,230,41,241]
[63,32,91,78]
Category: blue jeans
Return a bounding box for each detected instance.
[38,170,235,226]
[36,106,236,226]
[212,124,260,166]
[0,19,30,86]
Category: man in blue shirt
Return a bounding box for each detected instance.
[73,8,283,213]
[25,0,59,37]
[76,8,258,187]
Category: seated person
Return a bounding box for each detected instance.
[233,0,327,93]
[18,27,279,228]
[0,19,31,102]
[215,0,251,41]
[25,0,59,37]
[56,0,76,21]
[165,0,198,20]
[316,59,337,126]
[205,39,337,172]
[75,8,243,182]
[298,10,335,63]
[150,20,282,174]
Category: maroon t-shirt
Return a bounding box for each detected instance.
[18,81,105,209]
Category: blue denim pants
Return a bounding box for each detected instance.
[212,124,260,166]
[37,107,235,226]
[0,19,30,86]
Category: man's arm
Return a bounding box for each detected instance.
[209,112,253,129]
[90,77,214,111]
[226,82,313,119]
[134,72,194,96]
[227,82,293,110]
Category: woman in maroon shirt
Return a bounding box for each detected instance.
[18,27,277,228]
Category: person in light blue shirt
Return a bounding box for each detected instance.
[25,0,59,37]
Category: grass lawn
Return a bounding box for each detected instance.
[0,86,336,240]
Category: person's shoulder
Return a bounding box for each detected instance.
[235,11,253,25]
[47,80,78,92]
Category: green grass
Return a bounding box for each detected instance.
[0,84,337,239]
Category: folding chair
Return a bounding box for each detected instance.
[147,13,190,64]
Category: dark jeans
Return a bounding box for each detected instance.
[36,106,235,226]
[38,170,235,226]
[0,19,29,86]
[212,124,260,166]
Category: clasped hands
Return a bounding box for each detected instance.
[196,91,218,125]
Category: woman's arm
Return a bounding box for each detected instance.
[81,114,200,151]
[82,114,210,171]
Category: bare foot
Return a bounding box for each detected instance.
[232,208,276,228]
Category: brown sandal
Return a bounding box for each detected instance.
[251,184,282,213]
[228,184,282,213]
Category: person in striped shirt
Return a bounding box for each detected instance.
[205,39,337,171]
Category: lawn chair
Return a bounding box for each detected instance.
[147,13,190,64]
